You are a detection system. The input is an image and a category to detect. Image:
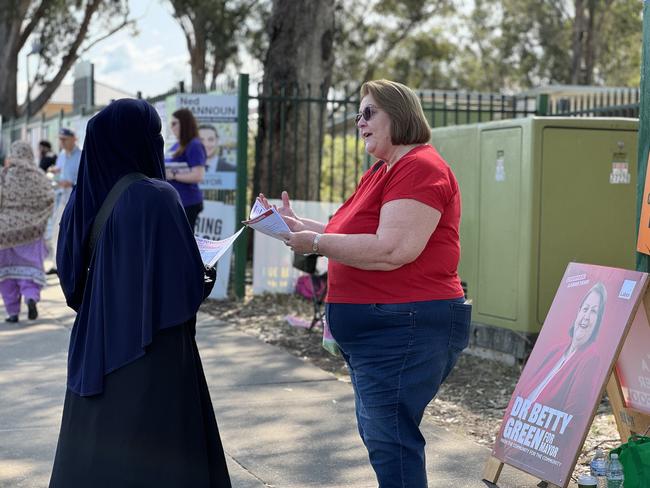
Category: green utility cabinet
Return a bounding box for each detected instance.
[431,117,638,358]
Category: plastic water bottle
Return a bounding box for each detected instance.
[606,453,624,488]
[590,448,608,488]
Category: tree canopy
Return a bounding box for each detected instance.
[0,0,132,119]
[167,0,261,92]
[2,0,643,122]
[235,0,642,93]
[454,0,642,91]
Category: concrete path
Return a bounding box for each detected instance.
[0,276,551,487]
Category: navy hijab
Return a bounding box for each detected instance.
[57,99,205,396]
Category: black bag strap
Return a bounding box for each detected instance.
[87,172,148,263]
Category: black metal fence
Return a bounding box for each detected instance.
[2,81,640,206]
[251,86,540,202]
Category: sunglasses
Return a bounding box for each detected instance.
[355,105,378,124]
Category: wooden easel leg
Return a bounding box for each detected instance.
[482,456,504,483]
[606,372,634,441]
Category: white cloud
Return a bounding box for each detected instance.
[83,0,190,97]
[100,45,132,74]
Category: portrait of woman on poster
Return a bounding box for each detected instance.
[519,282,607,421]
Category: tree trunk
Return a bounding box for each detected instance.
[254,0,334,201]
[584,0,597,85]
[190,26,207,92]
[571,0,585,84]
[209,56,226,91]
[584,0,614,86]
[0,37,20,119]
[0,0,29,119]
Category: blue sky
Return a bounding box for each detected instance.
[85,0,192,97]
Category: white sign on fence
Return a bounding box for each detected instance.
[252,200,340,295]
[195,200,236,299]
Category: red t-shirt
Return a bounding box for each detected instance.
[324,144,463,303]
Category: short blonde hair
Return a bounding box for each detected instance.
[360,80,431,145]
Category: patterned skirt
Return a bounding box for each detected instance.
[0,238,47,286]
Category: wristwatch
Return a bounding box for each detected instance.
[312,233,322,254]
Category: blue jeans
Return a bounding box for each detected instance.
[326,299,471,488]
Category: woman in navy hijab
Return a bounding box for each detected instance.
[49,99,231,488]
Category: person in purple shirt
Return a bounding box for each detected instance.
[165,108,206,230]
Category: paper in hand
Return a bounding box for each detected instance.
[243,197,291,240]
[196,227,245,268]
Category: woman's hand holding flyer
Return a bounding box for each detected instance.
[243,197,291,240]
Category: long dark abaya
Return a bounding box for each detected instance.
[49,99,231,487]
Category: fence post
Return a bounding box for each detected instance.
[636,3,650,273]
[536,94,549,116]
[234,73,250,299]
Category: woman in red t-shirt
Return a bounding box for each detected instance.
[266,79,471,487]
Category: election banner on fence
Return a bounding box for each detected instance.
[194,200,236,299]
[491,262,648,487]
[174,94,238,191]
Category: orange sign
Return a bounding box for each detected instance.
[636,153,650,254]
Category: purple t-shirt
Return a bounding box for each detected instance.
[165,137,206,206]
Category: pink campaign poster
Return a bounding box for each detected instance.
[492,263,647,486]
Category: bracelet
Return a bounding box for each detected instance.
[312,233,322,254]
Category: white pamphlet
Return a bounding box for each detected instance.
[196,227,245,268]
[165,162,191,174]
[243,197,291,240]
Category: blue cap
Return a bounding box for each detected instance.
[59,127,75,137]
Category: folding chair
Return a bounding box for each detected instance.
[292,253,327,330]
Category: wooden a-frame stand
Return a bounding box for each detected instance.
[482,287,650,488]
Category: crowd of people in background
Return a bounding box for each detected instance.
[47,128,82,275]
[0,107,212,322]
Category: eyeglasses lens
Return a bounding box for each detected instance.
[355,106,375,124]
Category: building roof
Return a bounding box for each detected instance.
[48,80,136,105]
